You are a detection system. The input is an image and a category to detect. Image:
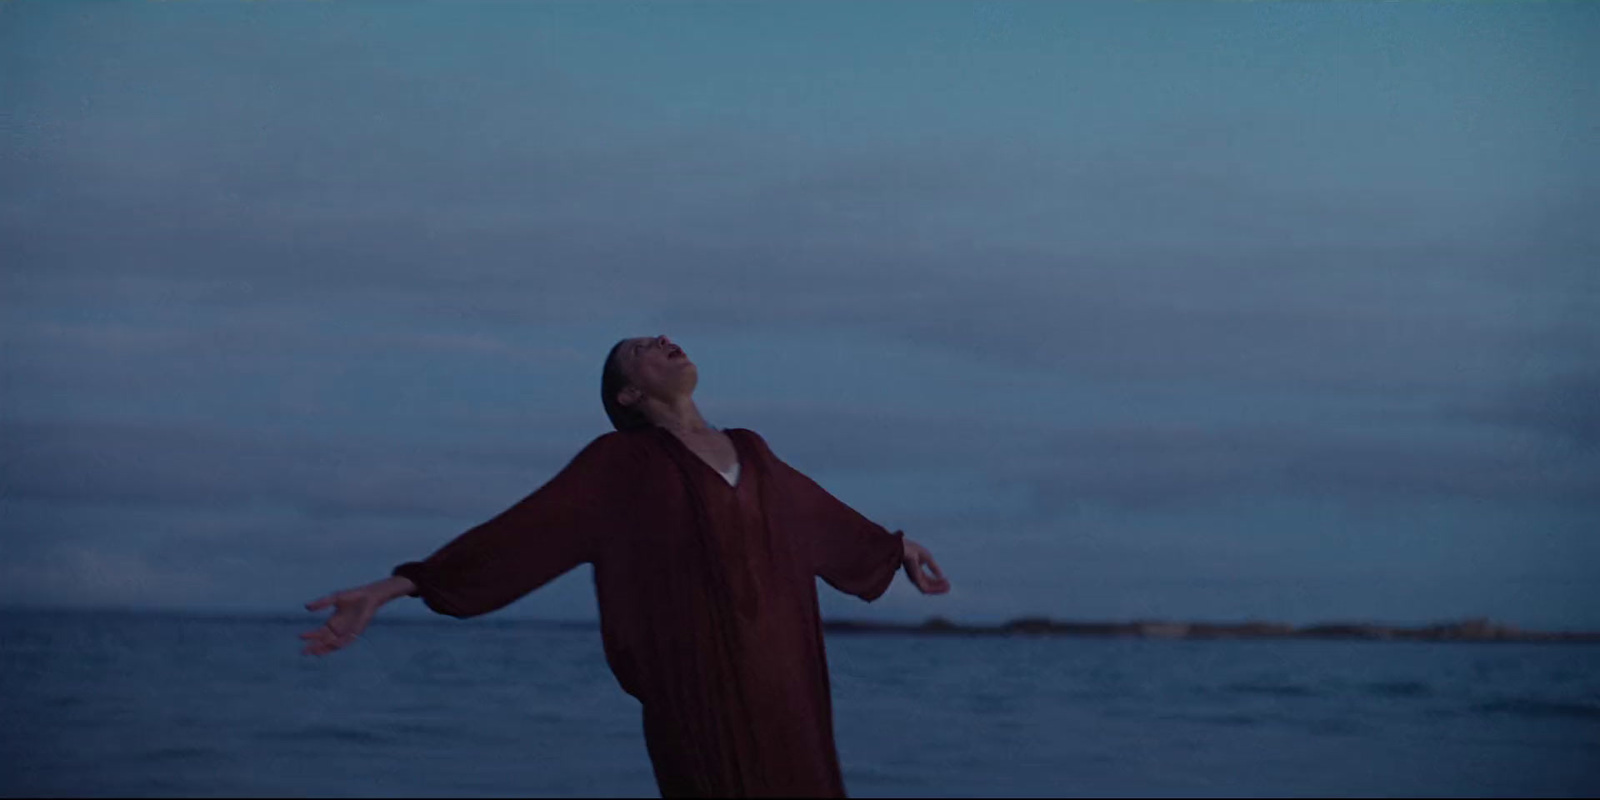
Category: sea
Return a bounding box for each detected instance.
[2,608,1596,798]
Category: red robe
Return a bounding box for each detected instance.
[392,425,906,797]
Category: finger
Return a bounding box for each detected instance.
[305,595,336,611]
[301,631,336,651]
[303,634,346,656]
[922,555,945,581]
[322,633,357,653]
[910,562,949,594]
[910,568,934,593]
[300,624,352,647]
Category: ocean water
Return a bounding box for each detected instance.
[2,609,1596,798]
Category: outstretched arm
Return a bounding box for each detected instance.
[749,432,950,600]
[390,432,638,618]
[300,433,639,656]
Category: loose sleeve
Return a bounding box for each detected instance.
[391,432,637,618]
[749,432,905,602]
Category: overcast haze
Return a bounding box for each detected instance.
[3,2,1597,629]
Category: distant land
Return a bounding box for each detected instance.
[822,616,1600,643]
[7,607,1598,642]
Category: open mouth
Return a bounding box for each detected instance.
[667,346,685,360]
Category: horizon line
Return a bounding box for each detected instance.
[4,603,1597,636]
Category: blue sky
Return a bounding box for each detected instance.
[2,2,1596,628]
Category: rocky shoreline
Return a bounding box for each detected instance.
[822,616,1600,642]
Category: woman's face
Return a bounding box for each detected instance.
[616,335,696,406]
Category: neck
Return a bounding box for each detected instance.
[646,395,715,435]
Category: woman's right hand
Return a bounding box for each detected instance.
[299,576,414,656]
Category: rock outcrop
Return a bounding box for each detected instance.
[822,616,1599,643]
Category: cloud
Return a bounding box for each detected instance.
[1454,370,1600,451]
[0,543,219,608]
[7,39,1594,415]
[0,418,588,522]
[3,3,1597,625]
[715,401,1600,515]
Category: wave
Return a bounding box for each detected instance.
[253,724,401,746]
[1166,711,1267,728]
[1362,681,1432,698]
[133,745,225,763]
[1475,698,1600,721]
[1224,681,1321,698]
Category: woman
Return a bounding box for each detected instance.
[300,334,949,797]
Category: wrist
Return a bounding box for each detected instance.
[373,575,416,603]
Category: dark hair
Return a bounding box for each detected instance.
[601,338,651,431]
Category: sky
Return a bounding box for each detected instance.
[2,2,1597,629]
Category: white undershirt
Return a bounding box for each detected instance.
[717,461,741,487]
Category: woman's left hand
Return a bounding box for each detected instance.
[901,537,950,595]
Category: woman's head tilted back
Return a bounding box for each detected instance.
[601,335,696,431]
[602,338,651,431]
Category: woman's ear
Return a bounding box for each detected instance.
[617,386,642,408]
